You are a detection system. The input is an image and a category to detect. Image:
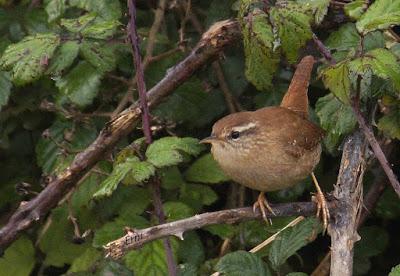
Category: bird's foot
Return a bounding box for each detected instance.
[253,192,276,225]
[311,173,330,234]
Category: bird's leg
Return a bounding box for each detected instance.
[311,172,330,233]
[253,192,276,224]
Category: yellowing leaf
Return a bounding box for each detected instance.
[0,236,35,276]
[356,0,400,34]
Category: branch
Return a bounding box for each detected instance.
[330,131,367,276]
[0,19,240,251]
[104,201,337,259]
[352,98,400,198]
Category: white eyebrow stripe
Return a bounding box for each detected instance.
[232,122,257,132]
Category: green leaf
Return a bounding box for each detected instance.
[80,41,116,73]
[185,153,229,184]
[205,224,236,239]
[315,94,357,152]
[146,137,204,168]
[355,226,389,258]
[163,201,194,221]
[93,157,155,198]
[325,23,360,62]
[0,236,35,276]
[68,247,102,273]
[55,61,102,107]
[36,119,97,173]
[375,186,400,219]
[177,232,205,266]
[46,0,67,22]
[153,79,226,128]
[178,263,199,276]
[0,71,11,111]
[377,107,400,139]
[270,4,313,63]
[124,239,178,276]
[47,40,80,75]
[348,48,400,92]
[269,218,321,270]
[320,61,352,103]
[389,264,400,276]
[60,13,96,33]
[69,0,122,20]
[297,0,330,24]
[39,206,89,266]
[0,33,60,85]
[356,0,400,34]
[242,10,279,90]
[287,273,308,276]
[180,183,218,212]
[81,19,120,39]
[215,251,272,276]
[344,0,367,20]
[160,166,186,190]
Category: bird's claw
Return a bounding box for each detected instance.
[312,191,330,234]
[253,193,275,225]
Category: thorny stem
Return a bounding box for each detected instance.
[127,1,177,275]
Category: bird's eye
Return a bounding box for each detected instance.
[230,131,240,140]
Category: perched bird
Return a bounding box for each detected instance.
[200,56,329,228]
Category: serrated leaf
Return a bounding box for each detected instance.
[320,61,352,103]
[93,157,155,198]
[389,264,400,276]
[185,153,229,184]
[0,71,11,111]
[270,4,313,63]
[178,232,205,266]
[68,247,102,273]
[164,201,194,221]
[124,239,178,276]
[269,218,321,270]
[216,251,272,276]
[344,0,367,20]
[348,48,400,92]
[46,0,67,22]
[377,107,400,139]
[39,206,89,266]
[69,0,121,20]
[56,61,102,107]
[81,19,120,39]
[0,236,35,276]
[47,40,80,75]
[160,166,186,190]
[0,33,60,85]
[146,137,204,168]
[60,13,96,33]
[356,0,400,34]
[316,94,357,152]
[80,41,116,73]
[242,10,279,90]
[297,0,330,24]
[325,23,360,62]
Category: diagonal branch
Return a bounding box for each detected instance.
[104,201,337,259]
[0,19,240,252]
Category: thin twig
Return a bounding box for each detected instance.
[104,201,336,259]
[312,33,336,65]
[127,1,176,274]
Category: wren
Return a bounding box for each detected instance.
[201,56,329,228]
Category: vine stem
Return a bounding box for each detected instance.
[127,1,176,275]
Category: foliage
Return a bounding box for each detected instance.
[0,0,399,275]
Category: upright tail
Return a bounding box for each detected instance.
[280,56,315,119]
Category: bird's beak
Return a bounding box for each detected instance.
[200,134,218,144]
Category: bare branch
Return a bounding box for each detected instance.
[104,201,337,259]
[0,19,240,251]
[330,131,367,276]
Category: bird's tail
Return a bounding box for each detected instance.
[280,56,315,119]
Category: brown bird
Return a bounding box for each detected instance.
[200,56,329,228]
